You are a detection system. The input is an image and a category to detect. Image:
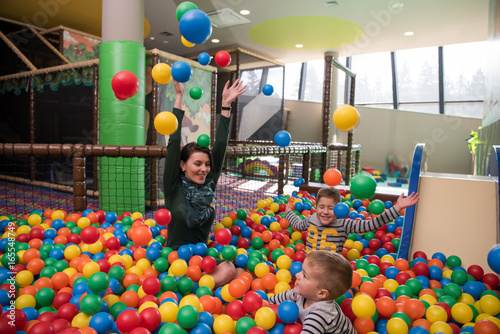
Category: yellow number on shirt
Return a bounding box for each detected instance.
[306,226,338,253]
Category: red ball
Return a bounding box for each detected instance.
[215,228,232,245]
[467,265,484,281]
[435,302,451,322]
[57,303,79,322]
[247,327,267,334]
[236,238,250,249]
[1,309,27,330]
[242,291,263,314]
[67,233,81,244]
[200,256,217,273]
[369,239,382,251]
[229,225,241,236]
[482,273,500,289]
[106,237,121,251]
[340,298,356,322]
[29,228,44,240]
[129,328,151,334]
[395,271,411,285]
[95,210,106,223]
[142,277,161,295]
[117,309,142,333]
[412,262,430,277]
[375,288,392,299]
[97,259,111,273]
[379,262,393,275]
[80,226,100,244]
[413,251,428,261]
[139,307,161,332]
[154,209,172,226]
[50,318,70,333]
[382,242,396,253]
[226,300,246,320]
[53,292,72,309]
[111,71,140,100]
[284,323,303,334]
[28,321,55,334]
[214,51,231,67]
[293,251,306,263]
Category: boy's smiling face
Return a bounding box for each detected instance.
[294,257,323,301]
[315,196,337,226]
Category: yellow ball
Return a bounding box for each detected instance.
[429,321,452,334]
[27,215,41,226]
[274,281,291,294]
[159,301,178,323]
[109,254,123,265]
[144,219,156,227]
[181,35,195,47]
[344,239,354,249]
[17,225,31,234]
[276,269,292,283]
[291,231,302,241]
[221,217,233,228]
[152,63,172,85]
[198,275,215,290]
[63,268,78,278]
[131,212,143,221]
[15,294,36,309]
[352,294,376,319]
[136,258,152,270]
[276,255,292,270]
[457,293,475,305]
[380,255,395,264]
[88,241,103,254]
[127,266,144,277]
[352,241,364,252]
[386,317,408,334]
[479,295,500,316]
[270,203,280,213]
[82,261,100,278]
[170,259,188,277]
[383,279,399,293]
[213,223,224,233]
[103,294,120,307]
[221,284,235,303]
[64,245,81,261]
[51,210,66,220]
[254,307,276,330]
[442,269,453,279]
[180,294,203,312]
[332,105,360,131]
[347,249,360,261]
[139,301,158,313]
[451,302,473,324]
[254,263,270,278]
[77,217,91,229]
[15,270,34,288]
[154,111,178,135]
[122,255,133,269]
[420,294,437,306]
[72,313,91,328]
[426,305,448,323]
[257,200,266,209]
[213,314,234,334]
[269,222,281,232]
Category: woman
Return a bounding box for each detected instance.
[163,79,246,287]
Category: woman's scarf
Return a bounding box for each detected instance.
[180,174,216,229]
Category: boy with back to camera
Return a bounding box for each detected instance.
[286,187,419,254]
[269,250,357,333]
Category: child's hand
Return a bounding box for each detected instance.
[395,192,419,211]
[174,80,184,96]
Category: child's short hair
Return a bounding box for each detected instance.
[307,250,353,300]
[317,187,341,204]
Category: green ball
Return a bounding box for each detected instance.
[189,86,203,100]
[44,257,57,267]
[127,284,140,292]
[177,277,194,295]
[235,316,257,334]
[80,293,103,315]
[161,247,174,258]
[122,216,134,225]
[108,266,125,281]
[221,245,237,261]
[177,305,199,329]
[197,134,210,148]
[355,259,369,271]
[249,250,263,261]
[161,275,178,292]
[438,295,457,308]
[392,311,411,328]
[368,200,385,214]
[70,227,81,235]
[391,238,400,250]
[365,263,380,277]
[109,301,127,320]
[206,248,219,259]
[1,252,18,267]
[443,282,462,300]
[195,286,213,298]
[259,247,269,258]
[73,276,88,286]
[350,172,377,200]
[65,222,76,229]
[54,260,69,272]
[36,287,56,306]
[246,258,260,273]
[251,237,264,250]
[17,242,30,251]
[40,244,54,254]
[38,306,56,314]
[159,323,188,334]
[348,233,357,241]
[405,278,423,295]
[395,285,413,298]
[176,1,198,21]
[88,272,110,294]
[237,209,247,220]
[364,231,375,241]
[446,255,462,269]
[271,248,285,262]
[451,270,468,286]
[154,257,170,273]
[360,276,373,284]
[40,266,57,278]
[434,288,444,300]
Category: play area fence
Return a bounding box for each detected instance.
[0,142,356,219]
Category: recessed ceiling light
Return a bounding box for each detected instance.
[240,9,250,15]
[162,40,169,44]
[211,39,220,43]
[392,2,404,8]
[149,36,155,40]
[295,44,303,48]
[404,31,414,36]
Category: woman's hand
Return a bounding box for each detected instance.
[394,192,420,212]
[174,80,184,109]
[221,79,247,108]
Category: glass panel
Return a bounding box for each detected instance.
[358,104,394,109]
[351,52,392,104]
[443,41,488,102]
[398,103,439,114]
[444,102,484,118]
[303,59,325,103]
[266,66,284,99]
[240,69,262,96]
[336,57,346,105]
[284,62,301,100]
[396,47,439,103]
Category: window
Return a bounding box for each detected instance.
[266,66,284,99]
[240,69,263,96]
[396,47,439,112]
[351,52,393,105]
[284,62,301,100]
[443,41,487,118]
[336,57,347,105]
[302,59,325,103]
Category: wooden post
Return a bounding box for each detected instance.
[73,144,86,212]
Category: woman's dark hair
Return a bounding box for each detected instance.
[180,142,214,173]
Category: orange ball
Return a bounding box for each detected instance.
[189,255,203,267]
[394,259,410,271]
[199,295,216,313]
[133,247,147,261]
[120,290,140,308]
[404,298,426,320]
[159,291,178,303]
[131,226,152,246]
[34,277,53,290]
[27,258,45,275]
[228,279,247,298]
[354,317,375,334]
[19,285,38,297]
[360,281,378,298]
[352,271,362,289]
[23,248,41,264]
[323,168,342,186]
[376,296,396,318]
[186,266,202,282]
[51,272,70,290]
[474,320,500,334]
[412,319,431,331]
[78,327,98,334]
[261,273,278,290]
[251,278,264,291]
[167,251,178,264]
[123,273,140,288]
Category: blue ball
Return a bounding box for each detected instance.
[171,61,193,83]
[179,9,212,44]
[198,311,214,328]
[290,262,302,276]
[193,242,208,257]
[293,180,300,187]
[105,212,117,223]
[177,244,194,261]
[262,84,274,96]
[146,248,161,262]
[274,130,291,147]
[432,252,447,265]
[394,216,404,227]
[463,281,482,300]
[386,222,397,233]
[277,300,299,323]
[487,244,500,274]
[198,52,211,66]
[235,254,249,268]
[302,202,312,211]
[384,266,400,280]
[294,202,304,212]
[269,323,286,334]
[352,199,363,209]
[190,323,212,334]
[384,201,393,209]
[409,326,430,334]
[22,307,39,321]
[333,202,350,219]
[428,265,443,281]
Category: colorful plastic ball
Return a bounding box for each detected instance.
[474,319,500,334]
[323,168,342,186]
[197,52,211,66]
[117,309,142,333]
[487,244,500,274]
[111,71,140,100]
[277,300,299,324]
[88,312,114,334]
[197,134,210,148]
[179,9,212,44]
[479,294,500,316]
[242,291,263,314]
[189,86,203,100]
[262,84,274,96]
[176,305,199,329]
[213,314,234,334]
[152,63,172,85]
[88,272,110,294]
[80,294,103,315]
[368,200,385,215]
[235,317,257,334]
[333,104,360,131]
[215,228,232,245]
[154,209,172,226]
[333,203,350,219]
[254,307,276,330]
[351,294,376,319]
[200,256,217,273]
[386,317,408,334]
[274,130,292,147]
[214,51,231,67]
[181,35,195,47]
[446,255,461,269]
[154,111,179,135]
[158,323,187,334]
[81,226,100,244]
[350,172,377,200]
[176,1,198,21]
[171,61,193,83]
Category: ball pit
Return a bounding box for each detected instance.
[0,191,499,334]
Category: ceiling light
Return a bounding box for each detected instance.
[392,2,404,8]
[404,31,414,36]
[149,36,155,41]
[295,44,303,48]
[240,9,250,15]
[211,39,220,43]
[162,40,169,44]
[207,8,250,28]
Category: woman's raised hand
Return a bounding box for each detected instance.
[221,79,247,107]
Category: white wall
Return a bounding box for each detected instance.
[284,100,483,175]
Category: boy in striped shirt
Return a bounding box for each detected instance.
[269,250,357,333]
[286,187,419,254]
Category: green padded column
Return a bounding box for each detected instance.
[98,40,145,214]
